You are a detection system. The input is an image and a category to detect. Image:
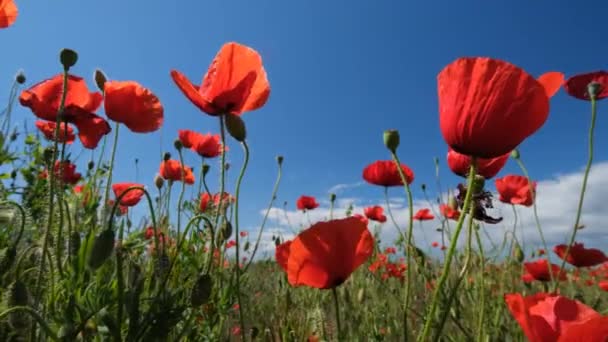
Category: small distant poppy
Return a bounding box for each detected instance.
[111,182,145,207]
[414,208,434,221]
[296,195,319,211]
[495,175,536,206]
[553,243,608,268]
[438,57,562,158]
[179,130,226,158]
[275,216,374,289]
[364,206,387,223]
[439,204,460,221]
[104,80,164,133]
[564,71,608,101]
[159,159,195,184]
[171,42,270,116]
[363,160,414,187]
[523,259,567,282]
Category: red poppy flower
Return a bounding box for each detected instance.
[565,71,608,101]
[111,182,145,207]
[553,243,608,268]
[438,57,562,158]
[523,259,567,282]
[275,240,291,271]
[276,217,374,289]
[171,42,270,116]
[35,120,75,144]
[414,208,434,221]
[0,0,17,29]
[144,227,155,240]
[505,292,602,342]
[446,148,509,179]
[599,281,608,292]
[20,74,110,149]
[364,206,387,223]
[439,204,460,220]
[495,175,536,206]
[159,159,195,184]
[239,231,248,238]
[557,316,608,342]
[296,195,319,211]
[107,199,127,216]
[43,160,81,185]
[178,130,198,149]
[431,241,439,248]
[363,160,414,187]
[104,80,164,133]
[199,192,234,211]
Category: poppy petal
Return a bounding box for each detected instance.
[537,72,565,98]
[170,70,217,115]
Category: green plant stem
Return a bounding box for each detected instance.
[332,287,342,341]
[418,159,477,342]
[474,226,486,342]
[390,152,415,340]
[0,306,58,340]
[553,96,597,292]
[232,141,250,341]
[103,122,120,219]
[176,147,187,241]
[211,115,228,275]
[383,187,405,240]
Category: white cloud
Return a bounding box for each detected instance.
[327,182,364,194]
[257,161,608,261]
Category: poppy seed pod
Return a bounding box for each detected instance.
[173,139,183,150]
[60,48,78,70]
[383,129,400,153]
[163,152,171,161]
[225,113,247,142]
[329,193,336,202]
[588,82,602,99]
[510,149,520,160]
[154,174,164,189]
[94,69,107,92]
[87,229,115,270]
[190,273,213,307]
[202,164,210,176]
[469,174,486,194]
[88,160,95,170]
[276,155,284,165]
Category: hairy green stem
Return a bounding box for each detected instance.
[233,141,250,340]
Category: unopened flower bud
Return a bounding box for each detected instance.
[163,152,171,161]
[43,147,55,164]
[329,193,336,202]
[15,71,26,84]
[10,170,16,179]
[87,229,115,270]
[94,69,107,92]
[88,161,95,170]
[154,174,164,189]
[276,155,284,166]
[190,273,212,307]
[510,149,520,160]
[202,164,210,176]
[421,183,426,191]
[225,113,246,142]
[513,242,524,263]
[383,129,400,153]
[173,139,183,151]
[60,48,78,70]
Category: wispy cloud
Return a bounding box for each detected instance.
[327,182,364,194]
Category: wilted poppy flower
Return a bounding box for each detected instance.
[171,42,270,116]
[495,175,536,206]
[159,159,195,184]
[438,57,562,158]
[523,259,567,282]
[439,204,460,221]
[275,216,374,289]
[111,182,145,207]
[505,292,603,342]
[565,71,608,101]
[20,74,110,148]
[0,0,17,29]
[414,208,434,221]
[553,243,608,268]
[363,160,414,187]
[364,206,387,223]
[35,120,75,144]
[104,80,164,133]
[296,195,319,211]
[447,148,509,179]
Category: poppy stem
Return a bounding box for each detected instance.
[332,287,342,341]
[553,95,597,292]
[243,156,283,273]
[176,147,187,241]
[474,225,486,341]
[389,152,415,341]
[513,155,553,283]
[233,141,250,340]
[383,186,405,241]
[103,122,120,221]
[418,159,477,342]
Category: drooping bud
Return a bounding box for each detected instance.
[221,221,233,241]
[10,170,16,179]
[383,129,400,153]
[87,229,115,270]
[190,273,213,306]
[43,146,55,164]
[94,69,107,92]
[15,70,26,84]
[588,81,602,100]
[60,48,78,70]
[225,113,247,142]
[173,139,183,151]
[154,174,164,189]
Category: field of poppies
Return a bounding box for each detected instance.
[1,2,608,341]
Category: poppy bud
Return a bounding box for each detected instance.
[0,245,17,277]
[9,129,17,141]
[512,241,524,263]
[221,221,233,241]
[329,193,336,202]
[469,174,486,194]
[202,163,210,176]
[510,149,520,160]
[87,229,115,270]
[421,183,426,191]
[10,170,16,179]
[190,273,212,306]
[43,147,55,164]
[383,129,400,153]
[173,139,183,151]
[59,48,78,70]
[88,160,95,170]
[154,174,164,189]
[94,69,107,92]
[276,155,284,166]
[225,113,247,142]
[244,241,250,251]
[7,280,30,330]
[163,152,171,161]
[588,81,602,99]
[15,71,25,84]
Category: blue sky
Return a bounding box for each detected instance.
[3,0,608,249]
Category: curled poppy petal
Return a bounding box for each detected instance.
[104,80,164,133]
[438,57,550,158]
[364,206,387,223]
[67,108,111,149]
